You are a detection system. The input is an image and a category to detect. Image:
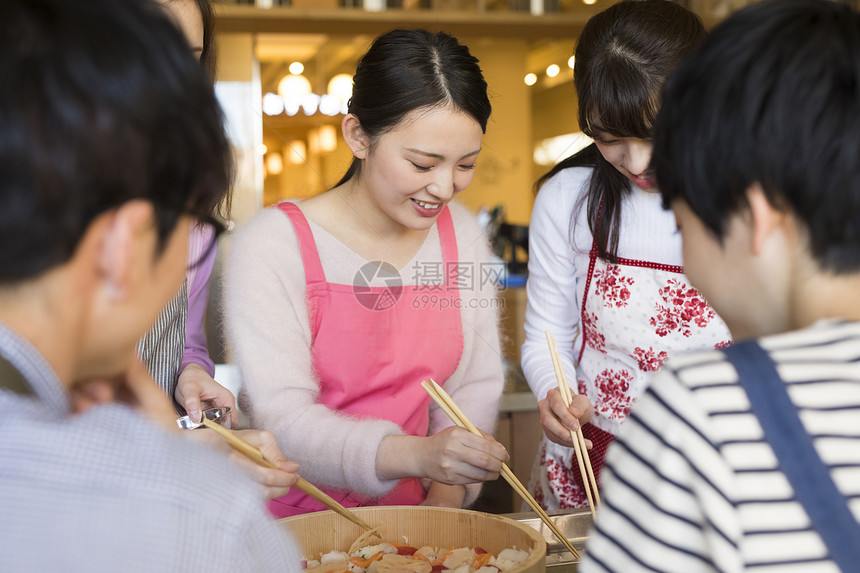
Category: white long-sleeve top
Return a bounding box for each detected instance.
[521,166,683,401]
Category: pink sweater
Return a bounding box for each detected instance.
[223,201,504,505]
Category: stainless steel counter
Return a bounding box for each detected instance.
[503,508,592,572]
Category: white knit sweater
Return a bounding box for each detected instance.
[223,200,504,504]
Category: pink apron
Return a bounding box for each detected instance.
[531,241,732,510]
[268,202,464,517]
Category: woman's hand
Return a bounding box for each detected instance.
[538,387,594,447]
[175,363,238,427]
[377,428,508,485]
[418,427,508,484]
[185,426,300,499]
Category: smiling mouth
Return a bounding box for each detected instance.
[631,175,656,188]
[413,199,442,210]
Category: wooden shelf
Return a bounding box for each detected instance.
[214,4,603,38]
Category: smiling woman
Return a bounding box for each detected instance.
[520,0,732,514]
[223,28,509,518]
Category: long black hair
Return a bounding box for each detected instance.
[335,29,491,187]
[535,0,705,261]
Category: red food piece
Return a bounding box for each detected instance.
[474,547,488,555]
[396,546,418,556]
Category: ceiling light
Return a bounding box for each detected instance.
[327,73,353,106]
[266,152,283,176]
[301,93,321,116]
[289,61,304,75]
[318,125,337,153]
[262,92,284,116]
[278,74,312,105]
[319,94,341,116]
[546,64,560,78]
[287,140,306,164]
[524,73,537,86]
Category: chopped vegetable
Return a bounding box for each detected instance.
[305,539,530,573]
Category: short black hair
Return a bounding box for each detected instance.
[654,0,860,273]
[0,0,233,284]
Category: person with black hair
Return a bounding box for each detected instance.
[224,29,509,516]
[522,0,731,511]
[581,1,860,570]
[0,0,301,569]
[138,0,237,430]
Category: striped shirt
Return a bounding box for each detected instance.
[137,277,188,402]
[580,320,860,573]
[0,322,303,572]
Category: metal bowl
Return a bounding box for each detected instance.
[176,406,232,430]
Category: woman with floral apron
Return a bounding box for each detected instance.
[521,0,732,510]
[224,30,508,516]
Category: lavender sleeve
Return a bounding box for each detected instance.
[181,224,216,377]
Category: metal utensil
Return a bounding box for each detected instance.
[176,406,232,430]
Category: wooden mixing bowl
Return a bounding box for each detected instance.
[280,505,546,573]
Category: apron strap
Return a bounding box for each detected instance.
[436,206,459,289]
[0,355,33,396]
[724,340,860,570]
[276,202,327,286]
[576,242,600,365]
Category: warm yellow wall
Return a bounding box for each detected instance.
[262,126,353,206]
[531,79,580,182]
[461,38,534,226]
[217,33,255,82]
[532,81,579,142]
[215,33,263,227]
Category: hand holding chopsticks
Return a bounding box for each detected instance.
[545,331,601,515]
[421,379,581,559]
[200,418,377,533]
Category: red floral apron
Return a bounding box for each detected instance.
[267,202,464,517]
[531,242,731,510]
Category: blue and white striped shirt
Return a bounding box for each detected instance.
[0,322,302,572]
[581,320,860,573]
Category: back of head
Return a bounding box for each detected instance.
[0,0,232,284]
[336,29,491,185]
[575,0,705,139]
[654,0,860,273]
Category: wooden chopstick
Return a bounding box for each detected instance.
[200,418,376,533]
[545,331,601,514]
[420,379,581,560]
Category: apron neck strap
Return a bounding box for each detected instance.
[724,340,860,569]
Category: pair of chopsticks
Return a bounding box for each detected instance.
[200,418,376,533]
[545,331,601,516]
[420,378,581,559]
